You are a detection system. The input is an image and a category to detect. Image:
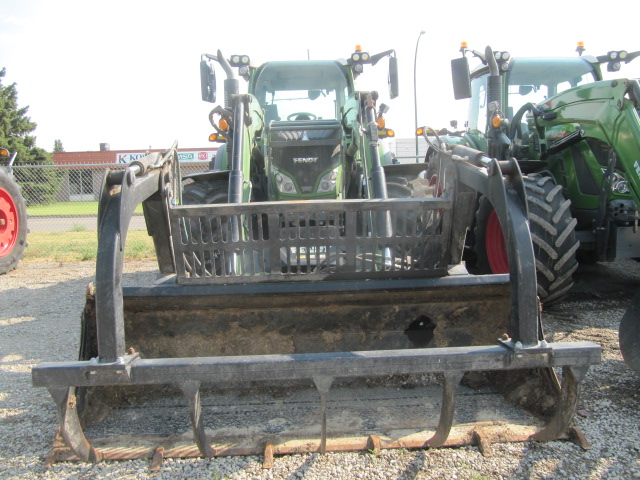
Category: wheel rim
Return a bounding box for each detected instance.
[485,210,509,273]
[0,187,19,257]
[429,174,443,197]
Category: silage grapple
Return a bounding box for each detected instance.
[32,143,600,467]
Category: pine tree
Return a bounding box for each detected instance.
[53,139,64,152]
[0,67,61,204]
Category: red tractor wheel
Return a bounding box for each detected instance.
[0,169,28,274]
[484,209,509,273]
[475,174,579,305]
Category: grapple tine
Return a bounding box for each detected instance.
[426,371,464,448]
[313,376,334,454]
[180,381,215,458]
[48,387,102,462]
[262,443,275,469]
[149,447,165,472]
[530,365,588,443]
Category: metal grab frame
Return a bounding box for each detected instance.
[35,342,600,463]
[32,145,601,463]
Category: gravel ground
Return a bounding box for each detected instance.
[1,259,639,479]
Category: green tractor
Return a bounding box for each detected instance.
[444,44,640,373]
[0,147,28,274]
[189,47,430,210]
[182,47,432,274]
[32,45,602,463]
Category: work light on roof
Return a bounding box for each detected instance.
[229,55,250,67]
[492,50,510,71]
[351,46,370,64]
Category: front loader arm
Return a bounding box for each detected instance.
[95,144,178,362]
[451,146,538,346]
[362,92,388,201]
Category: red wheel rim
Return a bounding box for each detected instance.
[0,187,19,257]
[429,174,443,197]
[485,210,509,273]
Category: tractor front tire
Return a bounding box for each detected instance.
[0,169,28,274]
[475,174,579,305]
[182,179,229,205]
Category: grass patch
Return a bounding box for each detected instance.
[27,201,143,217]
[24,230,156,263]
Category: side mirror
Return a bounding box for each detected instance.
[451,57,471,100]
[200,60,216,103]
[308,89,322,100]
[388,56,399,99]
[519,85,534,95]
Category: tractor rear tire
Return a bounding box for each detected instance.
[385,172,434,235]
[385,173,433,200]
[475,174,579,305]
[0,169,28,275]
[182,179,230,275]
[620,293,640,376]
[385,172,437,269]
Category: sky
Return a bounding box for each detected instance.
[1,0,640,153]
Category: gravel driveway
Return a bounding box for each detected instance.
[1,259,639,479]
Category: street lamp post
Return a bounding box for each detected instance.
[414,30,426,161]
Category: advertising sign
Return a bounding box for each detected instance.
[116,150,215,164]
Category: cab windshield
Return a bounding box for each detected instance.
[468,58,599,131]
[253,61,350,123]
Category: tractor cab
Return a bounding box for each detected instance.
[253,60,350,124]
[252,61,350,199]
[467,56,601,132]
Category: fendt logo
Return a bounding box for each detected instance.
[293,157,318,164]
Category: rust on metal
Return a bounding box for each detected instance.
[149,447,165,472]
[568,426,591,451]
[262,443,275,469]
[425,371,464,448]
[530,366,586,443]
[43,421,567,469]
[367,435,381,456]
[472,430,494,457]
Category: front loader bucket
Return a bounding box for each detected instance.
[32,147,600,467]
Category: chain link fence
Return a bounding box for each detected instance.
[15,154,424,234]
[13,162,209,232]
